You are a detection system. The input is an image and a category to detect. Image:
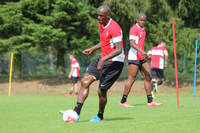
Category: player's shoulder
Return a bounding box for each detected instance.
[130,24,137,30]
[111,19,121,29]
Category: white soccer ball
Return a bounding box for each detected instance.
[62,110,79,123]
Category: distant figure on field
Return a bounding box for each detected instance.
[147,39,168,94]
[65,54,80,97]
[119,13,162,107]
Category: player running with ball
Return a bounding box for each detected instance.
[61,5,124,122]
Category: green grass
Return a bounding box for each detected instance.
[0,94,200,133]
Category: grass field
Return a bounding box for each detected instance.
[1,91,200,133]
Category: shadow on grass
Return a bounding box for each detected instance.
[77,117,134,123]
[133,103,146,106]
[105,117,134,121]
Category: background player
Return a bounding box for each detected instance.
[147,39,168,94]
[61,5,124,122]
[65,54,80,97]
[119,13,161,107]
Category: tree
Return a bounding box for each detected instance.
[0,2,32,78]
[177,0,200,28]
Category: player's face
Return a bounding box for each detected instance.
[69,55,73,60]
[162,42,166,47]
[97,11,108,25]
[137,17,146,28]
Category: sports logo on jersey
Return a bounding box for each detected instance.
[106,31,109,37]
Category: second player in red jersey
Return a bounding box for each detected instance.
[119,13,162,107]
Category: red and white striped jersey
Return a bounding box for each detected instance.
[71,58,80,77]
[148,46,168,69]
[128,23,146,60]
[99,19,125,62]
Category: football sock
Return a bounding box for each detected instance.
[147,94,153,103]
[157,80,163,85]
[120,95,128,103]
[97,112,104,120]
[151,81,156,91]
[74,102,83,115]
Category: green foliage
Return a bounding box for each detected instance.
[177,0,200,27]
[0,0,199,80]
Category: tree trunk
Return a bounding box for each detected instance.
[48,47,55,72]
[56,49,65,78]
[13,52,22,79]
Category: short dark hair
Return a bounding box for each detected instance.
[70,54,75,58]
[159,39,166,44]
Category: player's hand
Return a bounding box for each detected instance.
[82,48,93,55]
[97,58,104,71]
[141,51,148,58]
[146,54,151,59]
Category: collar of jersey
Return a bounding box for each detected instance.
[136,23,144,30]
[103,18,112,29]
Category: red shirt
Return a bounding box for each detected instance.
[148,46,168,69]
[128,23,146,60]
[99,19,125,62]
[71,59,80,77]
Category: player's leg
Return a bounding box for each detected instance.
[157,69,164,86]
[140,62,152,102]
[157,79,163,85]
[73,57,101,116]
[74,73,95,115]
[120,64,139,107]
[141,63,162,106]
[150,68,158,92]
[65,79,74,96]
[74,82,79,97]
[91,61,123,122]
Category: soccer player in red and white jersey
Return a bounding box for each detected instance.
[119,13,162,107]
[65,54,80,97]
[147,39,168,93]
[61,5,124,122]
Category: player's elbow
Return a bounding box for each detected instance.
[116,47,122,55]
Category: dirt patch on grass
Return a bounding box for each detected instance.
[0,78,195,96]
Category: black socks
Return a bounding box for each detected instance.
[97,112,104,120]
[120,95,128,103]
[74,102,83,115]
[147,94,153,103]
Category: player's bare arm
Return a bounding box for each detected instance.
[130,39,147,58]
[164,55,168,67]
[82,43,101,55]
[97,41,122,71]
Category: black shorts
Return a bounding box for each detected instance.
[86,57,124,90]
[151,68,164,79]
[71,76,79,83]
[128,59,147,69]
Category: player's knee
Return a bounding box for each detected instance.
[98,89,107,97]
[81,75,90,87]
[128,76,136,83]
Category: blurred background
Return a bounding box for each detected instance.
[0,0,199,86]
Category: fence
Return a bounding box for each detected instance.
[0,51,199,86]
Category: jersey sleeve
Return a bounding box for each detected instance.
[129,26,138,43]
[110,24,122,43]
[163,48,168,56]
[147,49,152,55]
